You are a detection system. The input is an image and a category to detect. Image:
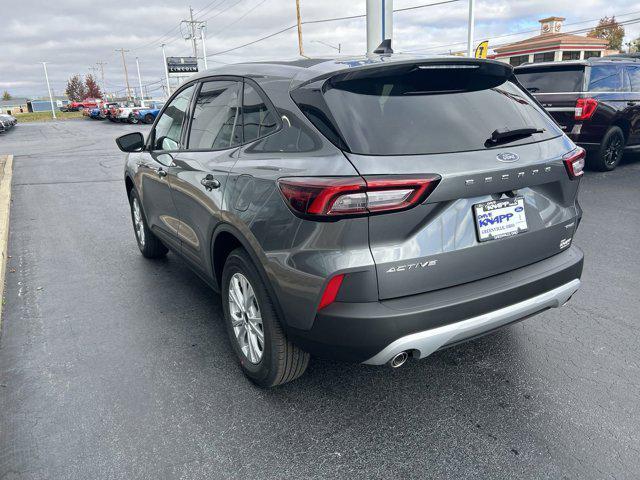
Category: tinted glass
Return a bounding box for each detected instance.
[627,66,640,92]
[153,85,194,150]
[293,67,560,156]
[588,65,623,92]
[562,51,580,61]
[533,52,555,63]
[516,66,585,93]
[243,83,278,142]
[509,55,528,67]
[584,51,601,59]
[189,80,241,150]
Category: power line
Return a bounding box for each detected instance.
[205,0,464,57]
[405,10,640,53]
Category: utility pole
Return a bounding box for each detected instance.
[312,40,341,53]
[161,44,171,97]
[200,24,208,70]
[135,57,145,107]
[41,62,57,120]
[115,48,132,101]
[295,0,304,56]
[96,60,107,96]
[466,0,475,57]
[181,6,206,68]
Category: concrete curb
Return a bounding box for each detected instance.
[0,155,13,328]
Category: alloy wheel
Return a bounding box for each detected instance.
[132,198,145,247]
[228,272,264,364]
[604,134,623,167]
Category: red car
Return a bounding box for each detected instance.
[67,98,102,111]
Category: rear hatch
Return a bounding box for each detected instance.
[292,59,581,300]
[515,63,587,132]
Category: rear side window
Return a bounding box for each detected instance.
[189,80,242,150]
[243,83,278,143]
[588,65,623,92]
[292,63,560,156]
[515,66,585,93]
[626,66,640,92]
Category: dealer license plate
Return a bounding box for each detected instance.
[473,197,528,242]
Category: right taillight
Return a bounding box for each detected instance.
[563,147,586,179]
[277,175,441,219]
[575,98,598,121]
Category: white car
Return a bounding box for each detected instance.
[115,106,141,124]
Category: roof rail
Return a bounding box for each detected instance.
[601,53,640,62]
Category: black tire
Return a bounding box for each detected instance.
[128,114,138,124]
[144,113,154,124]
[128,189,168,259]
[221,248,309,387]
[591,126,625,171]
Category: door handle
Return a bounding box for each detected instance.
[201,174,220,191]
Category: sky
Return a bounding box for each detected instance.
[2,0,640,99]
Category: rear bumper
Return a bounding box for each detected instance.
[364,279,579,365]
[288,246,583,363]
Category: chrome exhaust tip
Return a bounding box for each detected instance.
[389,351,409,368]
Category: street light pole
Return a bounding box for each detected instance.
[161,44,171,97]
[41,62,57,120]
[135,57,145,107]
[466,0,475,57]
[200,25,208,70]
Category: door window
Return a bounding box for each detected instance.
[153,85,194,151]
[188,80,242,150]
[242,83,278,142]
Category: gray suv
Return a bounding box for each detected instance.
[117,55,584,387]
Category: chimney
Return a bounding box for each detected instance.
[539,16,565,35]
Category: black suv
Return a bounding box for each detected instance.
[515,56,640,171]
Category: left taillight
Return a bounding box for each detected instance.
[277,175,441,219]
[563,147,586,180]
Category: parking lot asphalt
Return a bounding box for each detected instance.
[0,120,639,479]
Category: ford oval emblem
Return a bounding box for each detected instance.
[497,152,519,163]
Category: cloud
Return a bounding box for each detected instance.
[1,0,639,97]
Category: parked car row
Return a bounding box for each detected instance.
[0,113,17,133]
[514,54,640,171]
[83,101,164,124]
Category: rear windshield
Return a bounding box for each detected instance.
[292,64,561,156]
[515,66,585,93]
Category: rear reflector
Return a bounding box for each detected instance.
[318,274,345,310]
[277,175,441,218]
[575,98,598,121]
[563,147,586,179]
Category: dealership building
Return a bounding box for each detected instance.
[492,17,613,67]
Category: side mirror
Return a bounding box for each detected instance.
[116,132,145,152]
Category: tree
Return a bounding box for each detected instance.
[588,16,625,51]
[85,74,102,99]
[65,74,87,101]
[2,91,11,101]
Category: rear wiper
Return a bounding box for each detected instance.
[486,127,544,146]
